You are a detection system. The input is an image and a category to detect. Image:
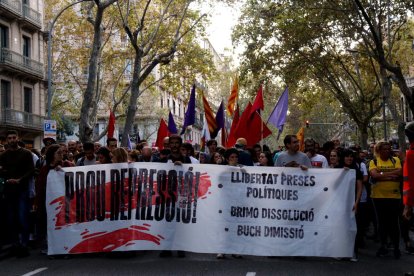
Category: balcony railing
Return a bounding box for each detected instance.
[0,47,44,78]
[0,108,44,130]
[22,4,41,27]
[0,0,21,15]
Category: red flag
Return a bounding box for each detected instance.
[234,102,271,147]
[155,119,169,150]
[107,110,115,138]
[226,105,240,147]
[250,84,264,117]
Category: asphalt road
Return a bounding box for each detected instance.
[1,239,414,276]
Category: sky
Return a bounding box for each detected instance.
[198,2,243,62]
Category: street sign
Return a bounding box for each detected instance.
[44,119,57,141]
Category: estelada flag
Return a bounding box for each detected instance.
[296,127,305,152]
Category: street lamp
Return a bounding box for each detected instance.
[47,0,89,119]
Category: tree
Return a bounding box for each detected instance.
[117,0,207,147]
[46,0,216,143]
[233,0,413,148]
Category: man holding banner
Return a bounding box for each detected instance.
[275,135,311,169]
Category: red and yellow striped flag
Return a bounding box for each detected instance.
[202,92,217,134]
[226,76,239,116]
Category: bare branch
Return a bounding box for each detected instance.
[139,75,166,96]
[138,0,153,34]
[142,0,175,54]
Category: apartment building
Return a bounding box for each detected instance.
[0,0,45,148]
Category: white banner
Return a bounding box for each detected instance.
[47,163,356,257]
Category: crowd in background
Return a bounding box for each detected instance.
[0,128,413,263]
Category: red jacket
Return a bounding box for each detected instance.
[403,142,414,206]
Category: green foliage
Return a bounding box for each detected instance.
[45,0,217,131]
[232,0,414,147]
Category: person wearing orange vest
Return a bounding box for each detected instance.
[403,121,414,220]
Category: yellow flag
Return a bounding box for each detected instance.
[296,127,305,152]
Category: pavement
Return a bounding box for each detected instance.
[1,238,414,276]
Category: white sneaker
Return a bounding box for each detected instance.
[350,253,358,262]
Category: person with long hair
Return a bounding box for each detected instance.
[111,147,128,163]
[35,144,73,254]
[338,149,363,261]
[96,147,112,164]
[369,141,403,259]
[210,152,224,165]
[258,151,274,166]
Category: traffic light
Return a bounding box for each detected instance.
[306,120,309,128]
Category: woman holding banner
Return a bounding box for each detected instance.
[338,149,363,262]
[217,148,242,259]
[35,144,73,254]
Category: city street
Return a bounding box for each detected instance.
[1,239,413,276]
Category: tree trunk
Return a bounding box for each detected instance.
[389,65,414,117]
[358,122,369,149]
[78,6,104,143]
[381,66,407,152]
[121,52,142,147]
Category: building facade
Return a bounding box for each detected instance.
[0,0,45,148]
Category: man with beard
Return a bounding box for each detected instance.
[304,138,329,168]
[0,130,34,257]
[275,135,311,169]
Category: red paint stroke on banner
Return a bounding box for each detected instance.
[50,172,212,229]
[69,225,163,254]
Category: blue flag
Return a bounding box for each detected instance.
[180,84,196,135]
[267,87,289,139]
[168,111,178,134]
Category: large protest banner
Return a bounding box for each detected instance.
[47,163,356,257]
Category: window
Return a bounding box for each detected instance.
[173,100,176,115]
[0,25,9,48]
[24,87,32,113]
[1,80,11,108]
[178,103,181,116]
[160,96,163,108]
[23,36,31,58]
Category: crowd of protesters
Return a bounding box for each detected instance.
[0,122,414,262]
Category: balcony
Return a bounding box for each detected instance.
[0,0,21,19]
[21,4,42,30]
[0,108,44,131]
[0,47,44,81]
[0,1,41,31]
